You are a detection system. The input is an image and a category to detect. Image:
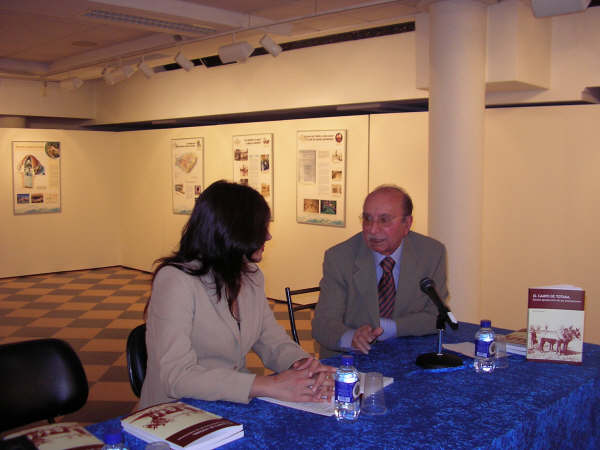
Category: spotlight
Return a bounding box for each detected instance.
[218,41,254,64]
[175,51,194,71]
[59,77,84,91]
[121,65,136,79]
[102,67,125,85]
[259,35,282,57]
[138,61,154,79]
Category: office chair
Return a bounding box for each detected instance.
[126,323,147,398]
[0,338,89,433]
[285,286,319,344]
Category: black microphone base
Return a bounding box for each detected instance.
[416,352,463,369]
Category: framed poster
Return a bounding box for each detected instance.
[12,141,61,215]
[232,133,274,217]
[296,130,346,227]
[172,137,204,214]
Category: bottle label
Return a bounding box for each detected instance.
[335,379,360,403]
[475,339,496,358]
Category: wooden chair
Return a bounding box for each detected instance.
[285,286,319,344]
[0,338,88,433]
[126,323,147,398]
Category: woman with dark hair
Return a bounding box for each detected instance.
[139,180,335,409]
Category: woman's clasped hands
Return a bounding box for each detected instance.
[290,356,336,402]
[252,356,336,403]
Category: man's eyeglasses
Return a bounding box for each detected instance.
[360,213,405,227]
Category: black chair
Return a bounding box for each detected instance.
[285,286,319,344]
[126,323,147,398]
[0,338,88,433]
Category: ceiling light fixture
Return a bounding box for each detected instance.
[259,35,282,57]
[83,10,215,35]
[59,77,84,91]
[175,51,194,71]
[218,41,254,64]
[138,61,154,79]
[121,65,136,79]
[102,67,125,85]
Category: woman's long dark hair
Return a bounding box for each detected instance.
[148,180,270,313]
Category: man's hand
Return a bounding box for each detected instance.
[351,325,383,354]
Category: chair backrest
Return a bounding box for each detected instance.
[285,286,319,344]
[0,338,88,433]
[126,323,147,398]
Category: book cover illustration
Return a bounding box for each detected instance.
[4,422,103,450]
[527,285,584,364]
[122,401,243,449]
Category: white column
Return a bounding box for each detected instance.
[427,0,487,323]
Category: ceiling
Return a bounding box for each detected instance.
[0,0,426,82]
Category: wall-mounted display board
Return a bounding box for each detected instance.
[232,133,274,217]
[296,130,346,227]
[172,137,204,214]
[12,141,61,215]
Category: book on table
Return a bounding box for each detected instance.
[121,401,243,449]
[500,329,527,356]
[3,422,104,450]
[527,284,585,364]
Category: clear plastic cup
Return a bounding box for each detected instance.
[495,335,509,369]
[361,372,387,415]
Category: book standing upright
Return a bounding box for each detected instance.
[527,285,585,364]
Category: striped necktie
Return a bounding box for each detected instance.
[378,256,396,318]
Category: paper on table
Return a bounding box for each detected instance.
[258,372,393,416]
[443,342,475,358]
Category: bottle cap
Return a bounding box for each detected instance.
[341,354,354,366]
[104,430,123,445]
[480,319,491,328]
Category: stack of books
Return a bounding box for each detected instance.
[121,401,243,449]
[501,329,527,356]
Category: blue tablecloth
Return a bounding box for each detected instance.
[87,323,600,449]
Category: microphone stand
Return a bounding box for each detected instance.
[416,313,463,369]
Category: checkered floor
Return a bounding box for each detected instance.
[0,266,317,431]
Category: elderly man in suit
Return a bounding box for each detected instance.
[312,185,449,358]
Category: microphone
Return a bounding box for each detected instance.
[419,277,459,330]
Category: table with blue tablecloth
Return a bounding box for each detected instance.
[87,322,600,449]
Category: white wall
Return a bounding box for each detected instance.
[0,78,95,119]
[118,116,371,301]
[482,104,600,344]
[0,128,121,277]
[369,113,429,233]
[91,33,421,125]
[486,7,600,104]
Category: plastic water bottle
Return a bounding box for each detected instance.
[334,354,361,421]
[474,319,496,373]
[102,429,128,450]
